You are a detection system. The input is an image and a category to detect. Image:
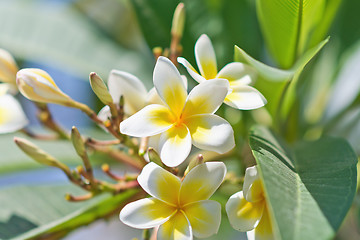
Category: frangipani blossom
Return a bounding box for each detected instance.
[120,57,234,167]
[178,34,267,110]
[0,84,28,133]
[226,165,273,240]
[120,161,226,240]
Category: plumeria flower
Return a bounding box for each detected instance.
[178,34,267,110]
[0,84,28,133]
[120,161,226,240]
[226,165,273,240]
[120,56,234,167]
[16,68,75,106]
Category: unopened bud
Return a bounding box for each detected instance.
[0,49,18,85]
[89,72,113,105]
[14,137,70,172]
[147,147,163,166]
[184,154,204,176]
[171,3,185,38]
[16,68,74,105]
[71,126,86,157]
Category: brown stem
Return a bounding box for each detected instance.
[86,138,121,146]
[88,143,145,170]
[65,193,93,202]
[20,128,59,140]
[36,104,69,139]
[102,163,125,181]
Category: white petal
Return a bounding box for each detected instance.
[224,85,267,110]
[185,115,235,154]
[183,200,221,238]
[97,105,111,122]
[159,125,192,167]
[146,87,165,105]
[120,104,174,137]
[182,79,229,117]
[137,162,181,205]
[153,57,187,116]
[120,197,176,229]
[195,34,218,79]
[243,166,264,203]
[179,162,226,205]
[177,57,206,83]
[225,191,265,232]
[229,75,253,87]
[157,211,193,240]
[0,94,28,133]
[216,62,256,83]
[108,70,147,115]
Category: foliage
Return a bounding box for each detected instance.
[0,0,359,239]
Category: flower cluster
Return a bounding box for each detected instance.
[1,31,271,240]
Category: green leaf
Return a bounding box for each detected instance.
[249,126,357,240]
[0,0,152,81]
[0,184,139,239]
[0,130,111,174]
[234,37,329,82]
[256,0,326,68]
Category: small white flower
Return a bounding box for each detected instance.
[178,34,267,110]
[120,57,234,167]
[120,161,226,240]
[226,165,274,240]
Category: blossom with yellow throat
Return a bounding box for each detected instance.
[120,161,226,240]
[226,165,273,240]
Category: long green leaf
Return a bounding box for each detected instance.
[0,184,139,239]
[249,126,357,240]
[234,37,329,82]
[0,0,152,81]
[256,0,326,68]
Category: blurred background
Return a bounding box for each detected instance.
[0,0,359,239]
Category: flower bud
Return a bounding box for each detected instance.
[16,68,73,105]
[147,147,163,167]
[71,126,86,157]
[0,49,18,85]
[171,3,185,39]
[184,154,204,176]
[89,72,113,105]
[14,137,70,172]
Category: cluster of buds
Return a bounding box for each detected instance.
[0,3,273,240]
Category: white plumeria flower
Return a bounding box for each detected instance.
[226,165,273,240]
[16,68,74,105]
[120,161,226,240]
[0,84,28,133]
[120,56,235,167]
[97,69,164,122]
[178,34,267,110]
